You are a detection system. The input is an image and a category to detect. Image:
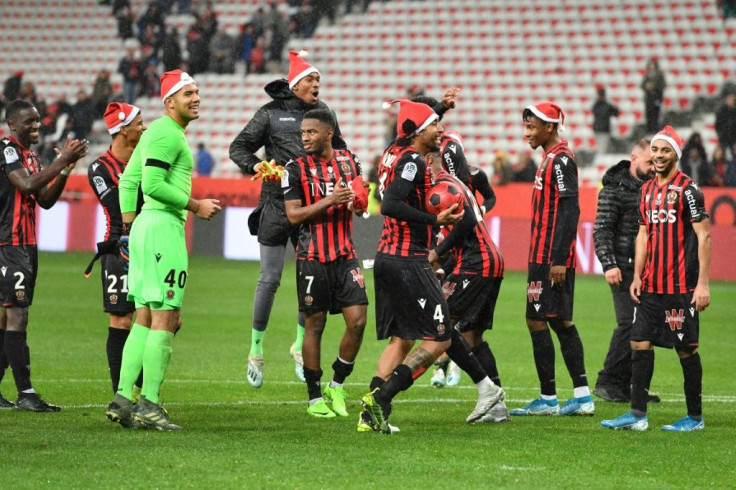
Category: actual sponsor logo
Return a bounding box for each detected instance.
[685,189,699,218]
[350,268,365,288]
[304,295,313,306]
[665,309,685,331]
[527,281,543,302]
[166,289,175,300]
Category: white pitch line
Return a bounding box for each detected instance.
[31,379,736,402]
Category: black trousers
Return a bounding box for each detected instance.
[596,268,635,390]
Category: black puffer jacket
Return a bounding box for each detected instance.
[593,160,643,272]
[229,78,346,245]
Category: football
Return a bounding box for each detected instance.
[425,179,464,215]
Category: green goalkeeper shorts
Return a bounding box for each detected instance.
[127,210,188,311]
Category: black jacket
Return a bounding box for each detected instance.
[229,78,346,245]
[593,160,643,272]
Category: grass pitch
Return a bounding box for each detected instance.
[1,252,734,488]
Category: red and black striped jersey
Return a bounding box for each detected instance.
[0,136,41,246]
[88,148,138,241]
[439,134,470,186]
[434,173,504,278]
[638,170,708,294]
[528,140,578,267]
[283,149,361,262]
[376,144,434,258]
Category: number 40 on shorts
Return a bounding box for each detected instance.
[164,269,187,288]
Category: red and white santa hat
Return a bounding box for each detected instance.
[104,102,140,135]
[288,51,320,89]
[525,101,566,131]
[382,99,439,138]
[160,69,197,100]
[651,125,684,159]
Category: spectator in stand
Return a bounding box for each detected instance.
[725,143,736,187]
[3,71,23,103]
[346,0,372,14]
[113,0,135,40]
[313,0,338,26]
[679,132,708,177]
[140,24,162,67]
[91,69,114,118]
[640,57,666,134]
[491,150,514,186]
[592,85,619,155]
[118,43,142,104]
[141,61,160,98]
[18,81,38,106]
[176,0,192,14]
[136,2,165,41]
[715,93,736,157]
[161,28,183,72]
[251,7,266,39]
[208,28,235,74]
[249,37,266,74]
[196,142,214,177]
[186,19,210,76]
[512,152,538,182]
[237,23,257,75]
[709,146,729,186]
[199,2,219,43]
[266,22,288,74]
[294,1,317,38]
[72,90,95,141]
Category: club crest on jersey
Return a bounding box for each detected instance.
[527,281,543,302]
[110,294,118,304]
[665,309,685,331]
[350,268,365,288]
[166,289,175,300]
[15,290,25,300]
[340,162,352,174]
[666,190,678,204]
[441,282,456,299]
[437,324,445,335]
[304,295,313,306]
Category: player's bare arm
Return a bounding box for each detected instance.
[186,198,222,220]
[692,219,712,312]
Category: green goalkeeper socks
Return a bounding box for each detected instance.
[250,329,265,356]
[140,330,175,405]
[117,323,149,400]
[293,324,305,352]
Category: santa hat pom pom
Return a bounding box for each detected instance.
[118,111,126,121]
[382,101,394,110]
[298,50,309,58]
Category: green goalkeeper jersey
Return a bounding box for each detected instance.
[119,115,193,223]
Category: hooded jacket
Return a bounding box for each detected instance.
[229,78,346,245]
[593,160,644,272]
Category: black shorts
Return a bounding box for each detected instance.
[444,274,502,332]
[631,292,700,350]
[0,245,37,308]
[296,257,368,315]
[526,263,575,321]
[100,253,135,314]
[374,254,451,342]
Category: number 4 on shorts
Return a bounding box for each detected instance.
[164,269,187,288]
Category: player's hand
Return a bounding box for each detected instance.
[692,283,710,312]
[195,199,222,220]
[435,203,464,226]
[442,87,460,110]
[604,267,622,286]
[58,134,89,165]
[629,276,642,304]
[549,265,566,286]
[331,177,354,205]
[118,236,130,272]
